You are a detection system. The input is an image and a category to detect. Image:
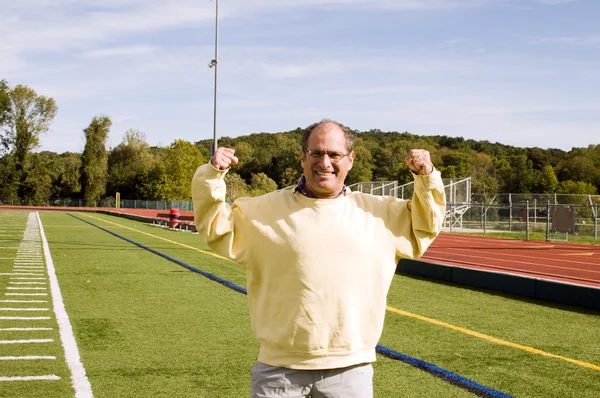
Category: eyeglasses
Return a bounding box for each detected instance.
[303,149,350,163]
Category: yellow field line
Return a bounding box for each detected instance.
[386,305,600,372]
[77,213,229,261]
[77,212,599,372]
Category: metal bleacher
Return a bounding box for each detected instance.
[347,177,472,228]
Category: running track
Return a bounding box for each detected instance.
[424,234,600,289]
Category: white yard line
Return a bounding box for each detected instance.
[6,293,48,296]
[9,277,47,280]
[0,375,61,381]
[0,308,49,311]
[0,327,52,331]
[37,212,94,397]
[0,339,54,344]
[0,356,56,360]
[0,300,48,303]
[1,273,45,276]
[0,316,51,320]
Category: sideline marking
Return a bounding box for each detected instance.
[386,306,600,372]
[79,213,600,373]
[37,212,94,397]
[80,213,230,261]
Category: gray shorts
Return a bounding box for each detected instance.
[250,361,373,398]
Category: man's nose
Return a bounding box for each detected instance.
[318,153,333,167]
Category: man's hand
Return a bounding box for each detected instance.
[405,149,433,175]
[211,147,239,170]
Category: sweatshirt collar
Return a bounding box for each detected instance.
[294,175,347,199]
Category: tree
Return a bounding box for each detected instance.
[225,172,249,201]
[160,140,206,200]
[106,129,155,199]
[21,152,60,205]
[530,165,558,193]
[0,80,10,129]
[56,152,82,198]
[0,82,58,200]
[248,172,278,196]
[346,144,373,185]
[80,115,111,206]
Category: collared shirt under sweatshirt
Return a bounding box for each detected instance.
[192,163,446,370]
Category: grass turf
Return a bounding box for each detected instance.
[1,210,599,397]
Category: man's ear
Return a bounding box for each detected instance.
[347,151,355,170]
[300,149,306,168]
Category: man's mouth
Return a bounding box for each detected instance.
[315,171,334,177]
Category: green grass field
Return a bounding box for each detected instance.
[1,210,599,397]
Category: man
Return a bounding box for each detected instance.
[192,119,446,397]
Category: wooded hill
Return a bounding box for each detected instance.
[1,80,599,205]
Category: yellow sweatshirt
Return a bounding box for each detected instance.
[192,163,446,370]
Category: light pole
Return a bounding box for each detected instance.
[208,0,219,156]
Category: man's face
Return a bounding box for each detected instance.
[300,123,354,199]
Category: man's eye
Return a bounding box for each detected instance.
[328,152,342,159]
[311,151,325,158]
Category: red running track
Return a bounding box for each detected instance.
[2,206,599,289]
[424,234,600,289]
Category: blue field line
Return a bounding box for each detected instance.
[69,213,513,398]
[67,213,247,295]
[376,345,513,398]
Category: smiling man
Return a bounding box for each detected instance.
[192,119,446,397]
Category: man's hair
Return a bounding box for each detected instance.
[302,119,357,152]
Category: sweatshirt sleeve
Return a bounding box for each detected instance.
[191,163,248,264]
[388,169,446,260]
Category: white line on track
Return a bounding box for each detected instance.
[37,212,93,397]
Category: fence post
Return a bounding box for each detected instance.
[526,201,530,241]
[480,203,484,229]
[595,204,598,241]
[545,201,550,241]
[483,206,487,235]
[509,193,512,231]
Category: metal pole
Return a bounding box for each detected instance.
[526,200,530,241]
[210,0,219,156]
[546,201,550,241]
[509,193,512,231]
[483,206,487,235]
[594,205,598,240]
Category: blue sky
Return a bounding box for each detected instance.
[2,0,598,153]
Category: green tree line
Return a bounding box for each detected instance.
[1,80,599,206]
